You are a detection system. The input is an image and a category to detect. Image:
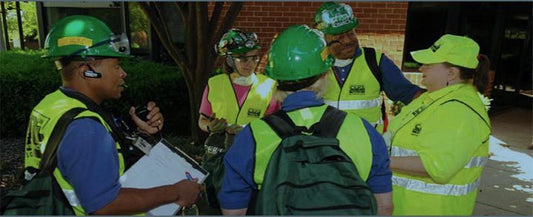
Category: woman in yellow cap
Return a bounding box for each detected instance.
[385,34,492,215]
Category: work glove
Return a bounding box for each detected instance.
[225,124,243,135]
[390,101,406,116]
[208,117,227,133]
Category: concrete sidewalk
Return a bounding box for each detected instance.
[473,107,532,215]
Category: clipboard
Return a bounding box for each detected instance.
[119,139,209,216]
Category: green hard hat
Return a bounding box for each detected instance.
[265,25,333,81]
[44,15,130,58]
[215,28,260,56]
[314,2,359,35]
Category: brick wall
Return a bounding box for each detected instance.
[209,2,408,66]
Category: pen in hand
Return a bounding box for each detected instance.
[185,172,194,181]
[185,172,203,200]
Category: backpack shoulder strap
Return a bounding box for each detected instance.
[363,47,383,91]
[262,110,298,139]
[312,106,347,138]
[39,107,87,174]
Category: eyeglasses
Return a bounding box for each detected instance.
[233,55,260,63]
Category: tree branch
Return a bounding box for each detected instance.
[212,2,243,58]
[139,2,186,72]
[196,2,208,82]
[208,2,223,41]
[186,3,196,70]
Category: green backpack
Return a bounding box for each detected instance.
[1,108,84,215]
[255,106,377,215]
[202,131,232,208]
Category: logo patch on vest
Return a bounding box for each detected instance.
[349,84,365,95]
[25,111,50,159]
[411,106,426,117]
[247,108,261,118]
[411,123,422,136]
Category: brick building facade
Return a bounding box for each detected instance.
[209,2,409,67]
[209,1,424,111]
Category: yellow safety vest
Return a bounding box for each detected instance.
[250,104,373,189]
[207,73,276,125]
[323,49,383,127]
[24,89,127,216]
[388,84,490,215]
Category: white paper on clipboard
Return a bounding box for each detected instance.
[119,139,209,216]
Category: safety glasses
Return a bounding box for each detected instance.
[109,33,131,55]
[232,55,260,63]
[66,33,130,58]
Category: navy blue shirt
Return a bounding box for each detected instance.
[333,47,421,104]
[58,118,121,213]
[218,91,392,209]
[56,88,121,214]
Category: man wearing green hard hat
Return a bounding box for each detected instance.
[22,15,201,215]
[315,2,425,133]
[218,25,392,215]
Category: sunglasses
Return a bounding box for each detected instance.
[233,55,260,63]
[66,33,130,58]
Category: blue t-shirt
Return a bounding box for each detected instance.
[218,91,392,209]
[333,47,421,104]
[57,118,121,214]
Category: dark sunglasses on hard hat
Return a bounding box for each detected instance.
[66,33,130,58]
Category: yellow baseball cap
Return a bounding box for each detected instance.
[410,34,480,69]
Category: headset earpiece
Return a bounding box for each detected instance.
[83,70,102,78]
[82,63,102,78]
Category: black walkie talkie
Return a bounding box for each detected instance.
[135,106,149,122]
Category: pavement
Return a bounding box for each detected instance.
[473,106,533,216]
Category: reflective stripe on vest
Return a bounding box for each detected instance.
[207,73,276,125]
[62,189,81,207]
[392,146,488,169]
[393,176,480,196]
[324,98,380,111]
[323,49,383,124]
[464,156,488,168]
[390,146,418,157]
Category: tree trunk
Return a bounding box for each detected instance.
[139,2,243,144]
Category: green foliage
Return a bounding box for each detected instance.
[4,2,38,41]
[0,50,191,138]
[129,2,150,33]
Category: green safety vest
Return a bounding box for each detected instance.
[323,49,383,127]
[388,84,490,215]
[250,104,373,189]
[24,89,127,216]
[207,73,276,125]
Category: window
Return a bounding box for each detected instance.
[403,2,531,91]
[42,2,123,34]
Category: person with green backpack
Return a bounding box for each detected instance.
[218,25,393,215]
[315,2,425,133]
[18,15,202,215]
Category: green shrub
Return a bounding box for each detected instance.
[0,50,191,138]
